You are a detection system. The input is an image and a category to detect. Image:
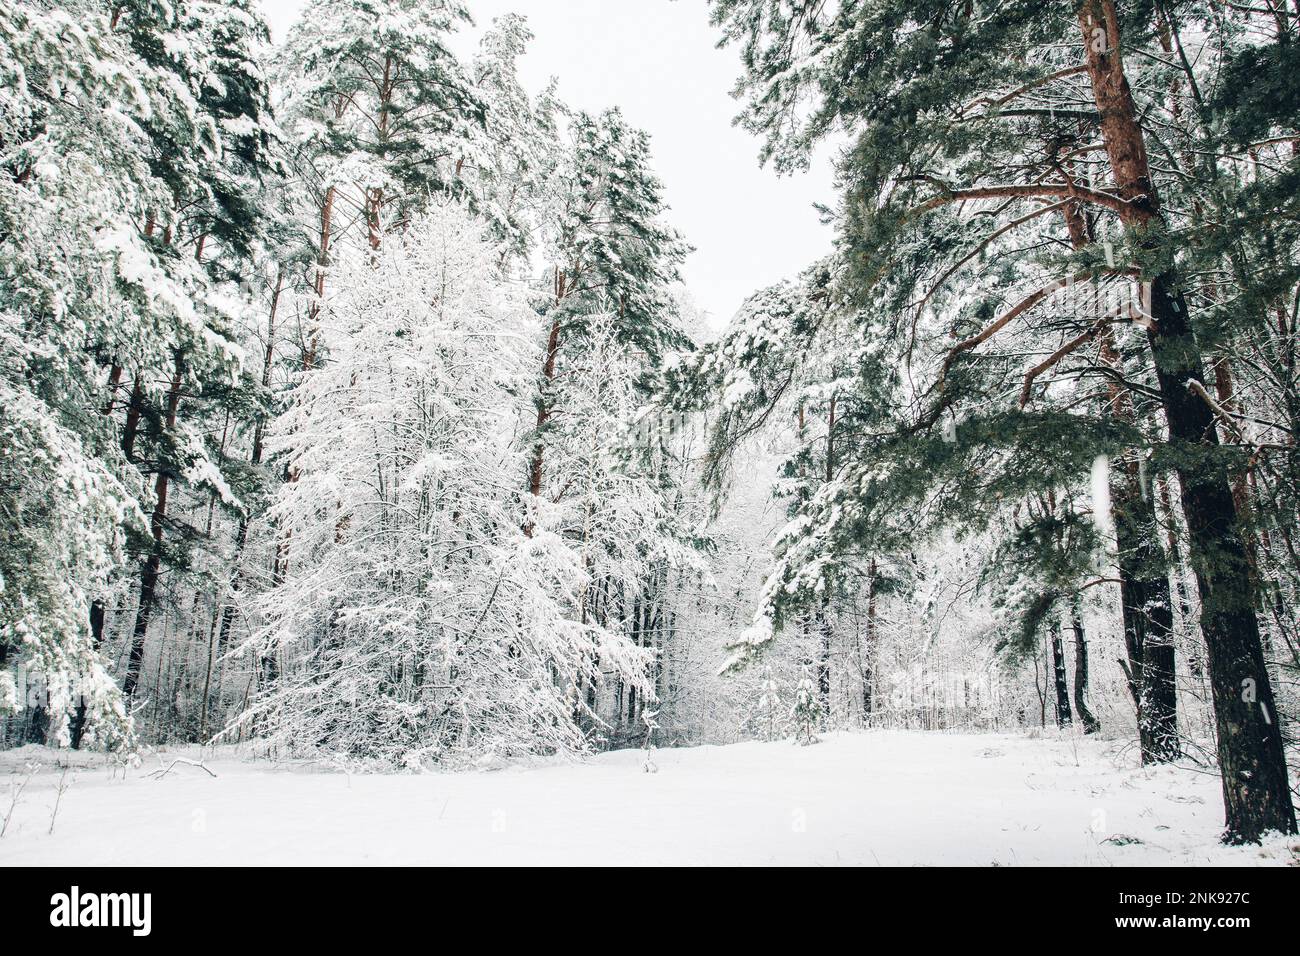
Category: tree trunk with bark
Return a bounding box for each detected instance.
[69,600,106,749]
[1070,597,1101,734]
[123,351,184,698]
[1064,202,1179,764]
[525,268,566,536]
[120,376,144,461]
[1050,618,1073,728]
[816,397,837,716]
[861,559,877,720]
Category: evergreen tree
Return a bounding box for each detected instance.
[756,664,784,741]
[0,0,269,741]
[790,662,821,745]
[526,107,689,531]
[464,13,561,267]
[275,0,482,255]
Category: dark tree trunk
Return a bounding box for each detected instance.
[1079,0,1296,841]
[1063,193,1177,761]
[816,398,836,717]
[1070,598,1101,735]
[1050,620,1073,728]
[1034,636,1047,728]
[862,562,877,720]
[122,552,160,698]
[120,376,144,461]
[104,364,124,415]
[123,352,183,699]
[1111,460,1180,764]
[1142,641,1178,749]
[816,606,832,717]
[69,599,106,749]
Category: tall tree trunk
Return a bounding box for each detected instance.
[1070,596,1101,734]
[1034,633,1048,728]
[1107,438,1180,763]
[122,351,184,698]
[815,396,837,716]
[120,376,144,461]
[1065,201,1179,763]
[104,364,124,415]
[1050,618,1073,728]
[366,56,394,251]
[303,184,336,371]
[1079,0,1296,841]
[861,558,877,720]
[68,599,106,749]
[626,593,641,732]
[1156,475,1202,675]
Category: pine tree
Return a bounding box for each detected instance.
[756,664,784,741]
[790,663,821,745]
[527,108,691,529]
[275,0,481,255]
[0,0,265,741]
[110,0,277,708]
[463,13,561,267]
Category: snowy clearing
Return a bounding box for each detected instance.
[2,731,1296,866]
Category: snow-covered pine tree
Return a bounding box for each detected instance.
[791,663,821,745]
[275,0,481,265]
[107,0,277,712]
[0,0,150,747]
[462,13,562,269]
[527,108,691,523]
[507,107,700,741]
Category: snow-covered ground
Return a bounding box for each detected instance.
[1,731,1296,866]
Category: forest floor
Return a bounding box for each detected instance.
[1,730,1297,866]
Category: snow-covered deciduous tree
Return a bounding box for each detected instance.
[234,200,652,766]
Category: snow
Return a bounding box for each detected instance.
[3,731,1295,866]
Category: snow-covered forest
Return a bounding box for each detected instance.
[1,0,1299,865]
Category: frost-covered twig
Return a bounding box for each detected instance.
[1,763,39,838]
[48,768,71,835]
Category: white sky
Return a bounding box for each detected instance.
[258,0,835,327]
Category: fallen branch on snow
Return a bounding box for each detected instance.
[147,757,217,780]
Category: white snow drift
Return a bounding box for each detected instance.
[2,731,1296,866]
